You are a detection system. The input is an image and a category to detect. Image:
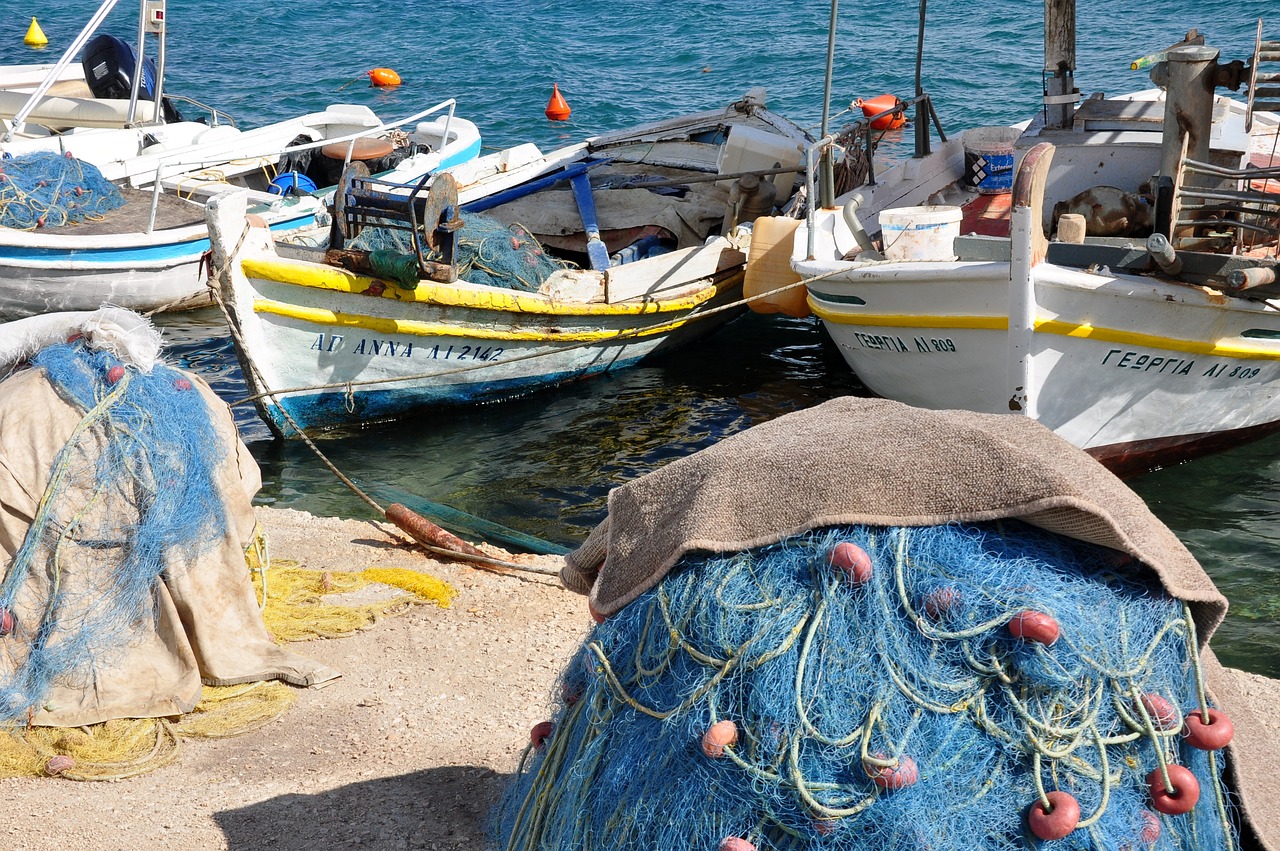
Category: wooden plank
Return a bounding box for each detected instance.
[604,240,744,303]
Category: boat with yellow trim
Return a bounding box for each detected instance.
[787,5,1280,475]
[206,93,812,435]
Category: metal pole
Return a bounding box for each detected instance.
[5,0,121,141]
[914,0,930,157]
[818,0,838,209]
[126,0,147,124]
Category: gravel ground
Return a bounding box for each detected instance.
[0,507,586,851]
[1,506,1275,851]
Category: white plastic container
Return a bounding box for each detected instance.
[879,206,962,261]
[962,126,1021,195]
[716,124,806,199]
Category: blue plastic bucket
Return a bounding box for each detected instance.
[269,172,317,196]
[963,127,1019,195]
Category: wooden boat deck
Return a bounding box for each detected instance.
[54,188,207,236]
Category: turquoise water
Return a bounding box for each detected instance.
[6,1,1280,676]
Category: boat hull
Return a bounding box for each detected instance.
[228,248,744,436]
[804,259,1280,474]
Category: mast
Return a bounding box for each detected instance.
[1043,0,1078,129]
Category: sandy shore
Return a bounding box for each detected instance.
[0,507,586,851]
[1,506,1276,851]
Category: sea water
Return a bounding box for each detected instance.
[4,0,1279,676]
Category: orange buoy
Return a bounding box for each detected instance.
[1182,707,1234,750]
[701,720,738,758]
[1027,791,1081,840]
[1007,609,1060,646]
[827,541,872,584]
[367,68,401,87]
[855,94,906,130]
[1147,764,1200,815]
[545,83,571,121]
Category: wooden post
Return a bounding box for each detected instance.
[1043,0,1077,129]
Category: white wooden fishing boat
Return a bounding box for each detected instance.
[786,2,1280,475]
[0,0,481,319]
[207,92,812,436]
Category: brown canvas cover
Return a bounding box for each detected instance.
[0,365,338,727]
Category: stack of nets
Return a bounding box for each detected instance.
[495,521,1237,851]
[0,152,124,230]
[349,212,571,291]
[0,342,226,722]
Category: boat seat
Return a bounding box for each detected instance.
[321,136,395,162]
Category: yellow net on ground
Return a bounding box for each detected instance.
[0,531,455,780]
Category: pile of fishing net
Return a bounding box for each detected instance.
[0,151,124,230]
[349,212,571,292]
[494,397,1266,851]
[498,522,1234,850]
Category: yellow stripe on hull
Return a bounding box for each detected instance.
[811,303,1280,361]
[252,298,702,343]
[243,257,722,316]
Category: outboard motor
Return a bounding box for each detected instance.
[80,34,181,122]
[81,34,157,100]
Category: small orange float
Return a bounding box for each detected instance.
[1182,708,1234,750]
[1027,791,1081,840]
[367,68,401,87]
[828,541,872,584]
[855,94,906,130]
[1148,764,1200,815]
[1007,610,1059,646]
[545,83,571,121]
[702,720,738,758]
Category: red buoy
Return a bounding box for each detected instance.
[1027,791,1081,840]
[545,83,571,121]
[828,541,872,584]
[530,720,555,750]
[1140,810,1162,845]
[106,365,126,384]
[1007,610,1060,646]
[45,755,75,776]
[588,600,606,624]
[367,68,401,87]
[718,839,755,851]
[1139,693,1180,731]
[923,587,959,620]
[174,378,192,391]
[0,607,13,636]
[863,754,918,790]
[1147,764,1200,815]
[702,720,738,758]
[1182,708,1234,750]
[855,94,906,130]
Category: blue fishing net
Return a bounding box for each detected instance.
[349,213,571,291]
[0,343,227,721]
[494,521,1237,851]
[0,151,124,230]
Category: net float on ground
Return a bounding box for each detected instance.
[1182,707,1234,750]
[1027,791,1081,840]
[828,541,872,584]
[1007,610,1059,645]
[1147,764,1200,815]
[702,720,738,758]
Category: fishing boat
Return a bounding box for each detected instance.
[207,91,812,437]
[787,1,1280,475]
[0,0,480,319]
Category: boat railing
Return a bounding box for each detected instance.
[802,91,946,260]
[165,94,238,129]
[3,0,126,142]
[144,99,459,233]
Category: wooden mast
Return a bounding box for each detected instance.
[1043,0,1077,129]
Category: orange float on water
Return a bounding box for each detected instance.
[545,83,571,121]
[367,68,401,87]
[855,94,906,130]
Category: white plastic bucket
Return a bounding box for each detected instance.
[879,205,962,262]
[963,126,1020,195]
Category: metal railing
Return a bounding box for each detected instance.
[144,99,458,233]
[803,92,946,260]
